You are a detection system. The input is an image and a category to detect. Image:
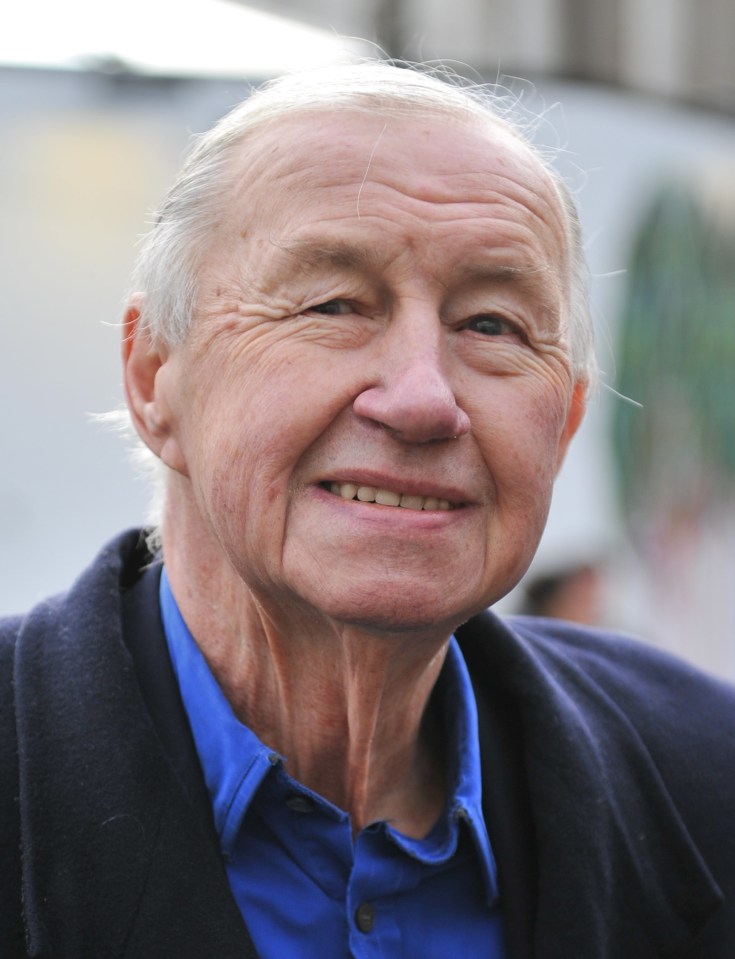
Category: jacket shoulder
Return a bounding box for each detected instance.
[495,615,735,860]
[508,613,735,729]
[0,615,22,655]
[0,616,26,953]
[459,609,735,815]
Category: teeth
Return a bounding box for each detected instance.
[329,482,454,510]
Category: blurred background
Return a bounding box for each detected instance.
[1,0,734,677]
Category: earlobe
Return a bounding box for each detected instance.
[556,379,587,472]
[122,295,188,475]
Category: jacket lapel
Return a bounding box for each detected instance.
[14,533,258,958]
[458,611,723,959]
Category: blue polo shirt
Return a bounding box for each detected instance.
[160,569,506,957]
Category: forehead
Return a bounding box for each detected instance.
[218,110,568,277]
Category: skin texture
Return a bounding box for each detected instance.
[123,110,586,837]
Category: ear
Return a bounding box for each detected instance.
[555,378,587,473]
[122,294,188,476]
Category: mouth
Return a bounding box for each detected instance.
[323,481,460,511]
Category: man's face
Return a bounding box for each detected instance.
[152,111,585,634]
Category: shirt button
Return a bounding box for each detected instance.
[355,902,376,933]
[285,794,315,814]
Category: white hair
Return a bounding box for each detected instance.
[130,59,595,381]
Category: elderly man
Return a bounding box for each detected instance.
[2,62,735,958]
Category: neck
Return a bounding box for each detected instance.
[163,518,451,838]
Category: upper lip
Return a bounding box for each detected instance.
[320,469,474,505]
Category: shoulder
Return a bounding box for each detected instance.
[3,529,154,630]
[508,613,735,728]
[461,610,735,811]
[0,616,21,746]
[458,609,735,771]
[0,614,24,664]
[462,607,735,710]
[0,616,23,739]
[2,529,156,699]
[0,617,24,951]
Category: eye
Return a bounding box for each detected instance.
[466,314,518,337]
[307,299,354,316]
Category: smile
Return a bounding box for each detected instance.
[326,482,457,511]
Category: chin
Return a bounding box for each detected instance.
[313,584,482,638]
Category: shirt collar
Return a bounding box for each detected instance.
[392,638,499,902]
[160,567,498,903]
[159,568,280,850]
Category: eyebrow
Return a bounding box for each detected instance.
[276,236,547,284]
[274,236,386,275]
[271,234,561,318]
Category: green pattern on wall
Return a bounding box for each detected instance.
[612,179,735,536]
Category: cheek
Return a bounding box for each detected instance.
[173,347,352,538]
[190,454,256,556]
[471,378,571,497]
[525,392,571,472]
[192,447,290,592]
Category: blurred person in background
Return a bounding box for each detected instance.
[2,61,735,958]
[520,561,605,626]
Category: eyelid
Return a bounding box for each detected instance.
[305,298,354,316]
[465,313,522,336]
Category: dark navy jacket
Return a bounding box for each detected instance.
[2,529,735,957]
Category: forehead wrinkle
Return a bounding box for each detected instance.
[465,258,560,290]
[272,235,390,277]
[266,228,562,302]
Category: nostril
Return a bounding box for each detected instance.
[353,378,469,445]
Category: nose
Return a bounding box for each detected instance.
[352,318,471,444]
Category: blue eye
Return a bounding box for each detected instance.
[309,299,352,316]
[467,315,514,336]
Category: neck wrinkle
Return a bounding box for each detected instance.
[161,494,452,837]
